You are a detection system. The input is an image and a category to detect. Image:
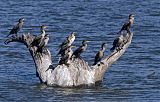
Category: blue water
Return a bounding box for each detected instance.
[0,0,160,101]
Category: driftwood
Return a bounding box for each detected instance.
[5,33,133,87]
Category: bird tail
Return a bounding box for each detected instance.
[6,34,10,37]
[117,30,122,35]
[110,46,115,51]
[93,62,97,66]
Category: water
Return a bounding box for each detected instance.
[0,0,160,101]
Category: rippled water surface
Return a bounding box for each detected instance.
[0,0,160,101]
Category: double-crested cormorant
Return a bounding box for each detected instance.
[73,40,89,58]
[37,34,49,53]
[8,18,24,37]
[59,32,76,48]
[119,14,134,33]
[57,38,70,56]
[68,32,76,46]
[110,34,124,51]
[58,32,76,56]
[93,43,106,65]
[30,25,47,47]
[59,46,74,65]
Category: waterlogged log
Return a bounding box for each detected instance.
[5,33,133,87]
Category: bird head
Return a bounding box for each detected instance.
[72,32,77,36]
[19,18,25,23]
[129,14,134,19]
[101,43,106,48]
[41,25,47,30]
[82,40,90,44]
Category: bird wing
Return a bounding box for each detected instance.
[73,46,83,55]
[59,38,69,48]
[95,51,100,61]
[121,21,130,30]
[38,38,45,48]
[9,23,19,34]
[30,35,42,46]
[113,38,119,46]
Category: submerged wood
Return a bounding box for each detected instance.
[5,33,133,87]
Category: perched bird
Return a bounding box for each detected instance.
[57,38,70,56]
[59,46,74,65]
[59,32,76,48]
[30,25,47,47]
[93,43,106,65]
[37,34,49,53]
[68,32,76,46]
[57,32,76,56]
[8,18,24,37]
[119,14,134,34]
[73,40,89,58]
[110,34,124,51]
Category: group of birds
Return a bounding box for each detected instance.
[110,14,134,51]
[7,14,134,66]
[7,18,49,55]
[57,14,134,65]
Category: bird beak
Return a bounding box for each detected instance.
[73,32,77,36]
[86,41,90,43]
[44,26,47,29]
[131,14,135,17]
[71,45,76,48]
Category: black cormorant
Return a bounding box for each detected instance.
[8,18,24,37]
[119,14,134,33]
[59,32,76,49]
[37,34,49,53]
[93,43,106,65]
[59,46,74,65]
[30,25,47,47]
[73,40,89,58]
[110,34,124,51]
[68,32,76,46]
[58,32,76,56]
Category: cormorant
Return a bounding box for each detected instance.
[30,25,47,47]
[119,14,134,34]
[59,46,74,65]
[73,40,89,58]
[93,43,106,65]
[37,34,49,53]
[57,32,76,56]
[59,32,76,48]
[68,32,76,46]
[57,38,70,56]
[110,34,124,51]
[8,18,24,37]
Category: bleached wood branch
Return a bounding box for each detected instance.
[5,32,133,87]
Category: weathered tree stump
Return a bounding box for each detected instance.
[5,32,133,87]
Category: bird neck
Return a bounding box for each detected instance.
[101,46,106,52]
[129,18,134,25]
[19,21,23,23]
[44,38,49,44]
[41,30,46,36]
[83,43,87,47]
